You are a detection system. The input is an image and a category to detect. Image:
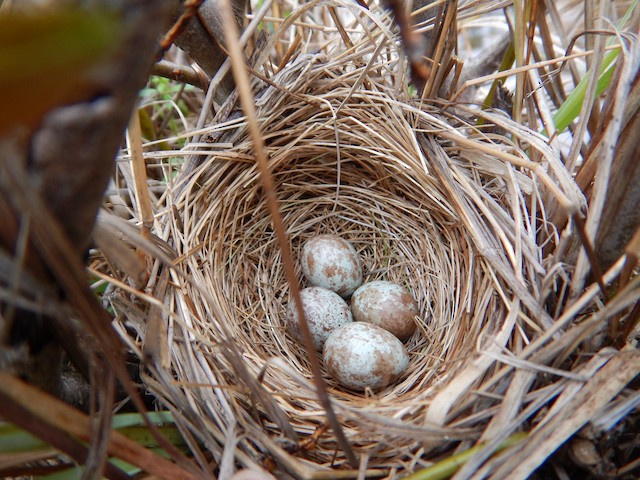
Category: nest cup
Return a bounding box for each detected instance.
[163,29,553,472]
[178,101,484,466]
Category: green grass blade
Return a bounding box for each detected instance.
[551,47,619,134]
[402,432,528,480]
[110,411,176,429]
[0,411,187,477]
[549,0,638,134]
[0,423,49,453]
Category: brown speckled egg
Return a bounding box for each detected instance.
[323,322,409,391]
[286,287,353,350]
[301,234,362,298]
[351,281,418,341]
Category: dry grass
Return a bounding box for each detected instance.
[92,0,640,478]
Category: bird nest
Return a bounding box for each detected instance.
[99,1,640,478]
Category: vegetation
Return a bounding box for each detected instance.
[1,0,638,479]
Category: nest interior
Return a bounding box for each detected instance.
[158,40,569,474]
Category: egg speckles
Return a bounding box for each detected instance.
[301,235,362,298]
[351,281,419,340]
[323,322,409,391]
[286,287,353,350]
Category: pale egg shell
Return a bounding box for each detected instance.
[286,287,353,350]
[301,234,362,298]
[323,322,409,391]
[351,281,418,340]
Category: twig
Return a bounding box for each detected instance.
[573,212,608,301]
[159,0,205,54]
[151,60,209,90]
[382,0,430,90]
[617,300,640,349]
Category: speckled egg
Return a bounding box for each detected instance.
[286,287,353,350]
[323,322,409,391]
[351,281,419,341]
[301,234,362,298]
